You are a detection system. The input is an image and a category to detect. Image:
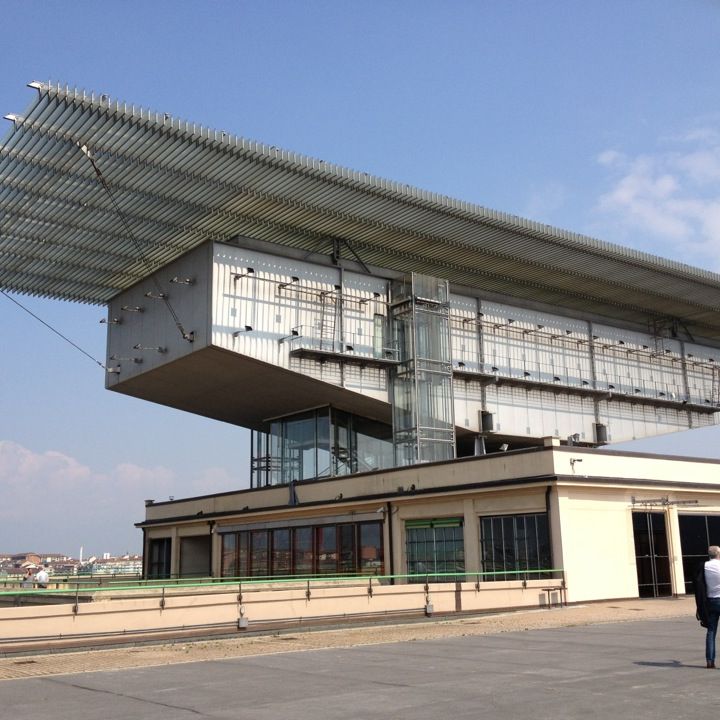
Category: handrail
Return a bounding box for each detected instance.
[0,568,565,598]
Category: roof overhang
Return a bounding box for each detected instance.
[2,82,720,341]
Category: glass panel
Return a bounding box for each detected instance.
[354,416,393,473]
[359,522,384,575]
[480,514,551,582]
[148,538,171,579]
[293,527,313,576]
[317,526,338,574]
[221,533,237,578]
[285,414,316,481]
[250,530,269,577]
[271,528,291,577]
[338,524,356,574]
[405,521,464,582]
[679,515,720,593]
[316,411,331,478]
[632,512,671,598]
[333,410,352,476]
[373,313,385,359]
[238,532,249,578]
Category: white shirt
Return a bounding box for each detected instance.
[705,559,720,598]
[35,569,49,586]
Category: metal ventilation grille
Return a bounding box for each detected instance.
[2,82,720,340]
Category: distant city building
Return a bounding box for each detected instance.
[79,555,143,576]
[2,83,720,603]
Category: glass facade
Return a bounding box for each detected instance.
[480,513,551,581]
[632,511,671,597]
[390,273,456,466]
[251,408,392,487]
[147,537,172,579]
[678,514,720,593]
[405,518,465,582]
[220,520,384,578]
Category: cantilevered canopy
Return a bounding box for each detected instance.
[2,82,720,339]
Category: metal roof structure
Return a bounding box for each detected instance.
[2,81,720,340]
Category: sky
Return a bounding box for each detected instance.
[2,1,720,556]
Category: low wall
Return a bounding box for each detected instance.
[0,579,565,644]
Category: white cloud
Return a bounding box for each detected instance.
[0,440,175,555]
[594,128,720,270]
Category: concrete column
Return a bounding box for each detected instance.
[463,499,480,574]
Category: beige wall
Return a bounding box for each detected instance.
[0,578,563,643]
[141,446,720,604]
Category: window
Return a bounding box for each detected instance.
[179,536,211,578]
[405,518,464,582]
[147,537,172,579]
[220,520,384,578]
[480,513,550,581]
[221,533,237,578]
[679,515,720,593]
[316,526,338,574]
[250,530,269,577]
[293,526,313,576]
[359,522,383,574]
[251,408,391,487]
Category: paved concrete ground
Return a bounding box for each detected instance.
[0,611,711,719]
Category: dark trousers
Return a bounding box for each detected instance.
[706,597,720,662]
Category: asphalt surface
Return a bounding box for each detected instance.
[0,614,710,719]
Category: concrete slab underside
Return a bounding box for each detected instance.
[0,616,710,719]
[109,345,394,430]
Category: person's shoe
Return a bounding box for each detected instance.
[707,661,716,668]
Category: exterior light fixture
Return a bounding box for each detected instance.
[233,268,255,281]
[278,328,300,344]
[132,344,167,353]
[553,376,561,382]
[144,291,167,299]
[121,305,144,313]
[106,367,121,374]
[170,276,194,285]
[278,276,300,291]
[233,326,253,337]
[499,443,509,452]
[99,317,122,324]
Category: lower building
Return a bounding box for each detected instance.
[138,439,720,603]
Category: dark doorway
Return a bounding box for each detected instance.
[678,515,720,593]
[632,512,672,597]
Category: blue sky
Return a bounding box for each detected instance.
[2,1,720,555]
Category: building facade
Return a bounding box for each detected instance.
[3,82,720,602]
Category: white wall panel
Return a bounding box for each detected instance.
[106,243,211,386]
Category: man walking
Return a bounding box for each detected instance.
[703,546,720,668]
